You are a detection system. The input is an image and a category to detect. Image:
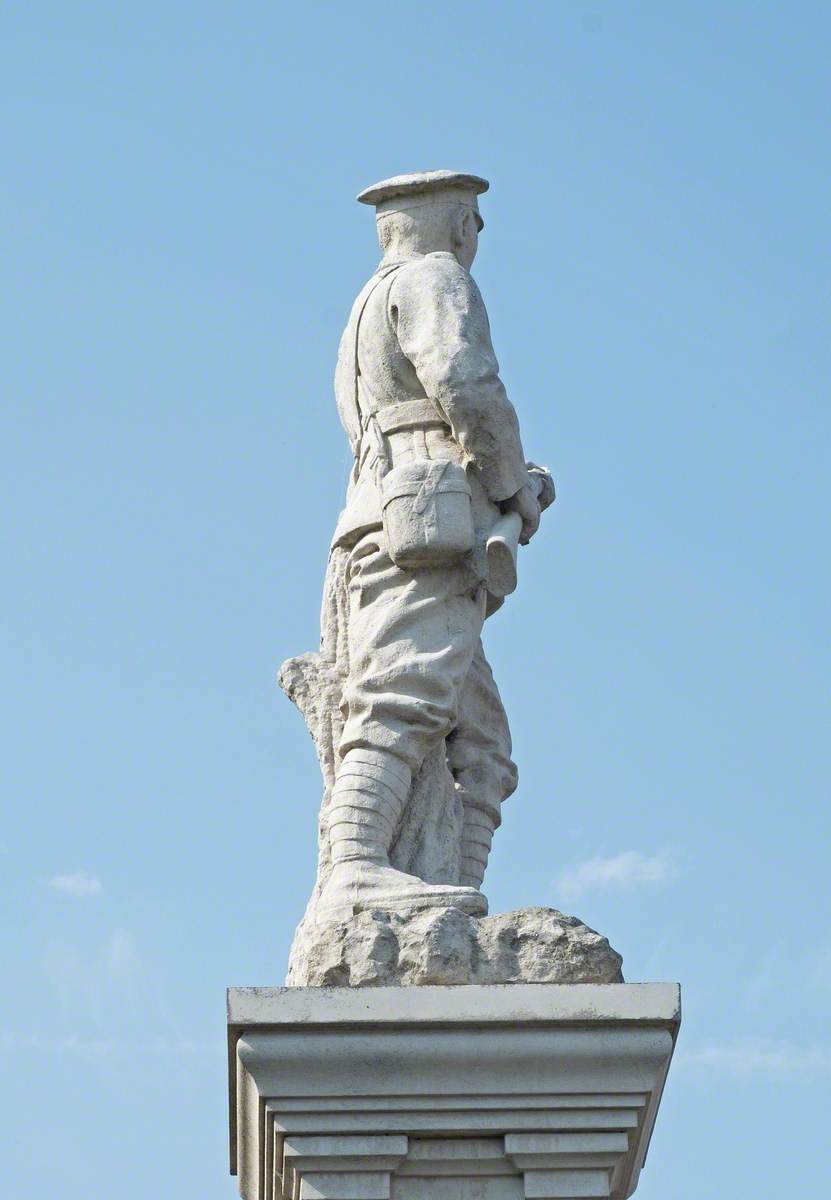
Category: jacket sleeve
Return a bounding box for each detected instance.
[389,253,529,503]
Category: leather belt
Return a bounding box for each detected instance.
[373,399,449,436]
[356,399,452,475]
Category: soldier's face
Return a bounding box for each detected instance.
[454,208,479,271]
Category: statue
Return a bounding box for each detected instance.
[281,171,622,986]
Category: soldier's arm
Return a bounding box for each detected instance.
[389,253,530,505]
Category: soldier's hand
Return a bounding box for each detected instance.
[504,484,541,545]
[526,463,555,512]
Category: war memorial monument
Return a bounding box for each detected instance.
[227,171,680,1200]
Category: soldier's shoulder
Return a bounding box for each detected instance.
[413,251,467,273]
[392,252,472,294]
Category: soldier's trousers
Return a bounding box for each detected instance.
[333,531,518,820]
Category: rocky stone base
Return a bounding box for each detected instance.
[286,905,623,987]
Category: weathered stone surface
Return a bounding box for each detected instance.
[280,652,463,896]
[277,173,620,984]
[229,983,681,1200]
[280,171,564,941]
[286,906,623,987]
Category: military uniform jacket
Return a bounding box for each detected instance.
[332,251,530,551]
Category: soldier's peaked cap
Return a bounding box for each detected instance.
[357,170,488,228]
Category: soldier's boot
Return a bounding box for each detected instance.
[317,748,487,920]
[458,792,502,890]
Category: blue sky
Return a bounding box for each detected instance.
[2,2,829,1196]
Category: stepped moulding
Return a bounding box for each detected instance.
[228,983,681,1200]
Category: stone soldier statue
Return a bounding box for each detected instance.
[279,171,627,986]
[282,170,554,933]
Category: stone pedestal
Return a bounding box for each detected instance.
[228,983,680,1200]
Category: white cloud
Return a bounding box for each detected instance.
[42,931,141,1022]
[53,931,137,986]
[47,873,103,898]
[679,1039,831,1076]
[556,849,678,901]
[106,931,139,983]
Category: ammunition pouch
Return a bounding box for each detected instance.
[381,458,474,569]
